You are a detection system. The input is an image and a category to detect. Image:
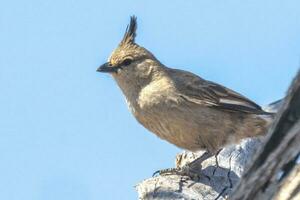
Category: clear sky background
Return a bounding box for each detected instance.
[1,0,300,199]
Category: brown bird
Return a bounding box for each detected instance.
[97,16,273,175]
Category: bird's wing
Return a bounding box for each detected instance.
[170,69,271,114]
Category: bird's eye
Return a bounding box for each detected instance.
[122,58,133,66]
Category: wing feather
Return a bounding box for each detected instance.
[169,68,271,114]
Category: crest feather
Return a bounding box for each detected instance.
[120,16,137,46]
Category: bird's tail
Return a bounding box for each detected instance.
[263,99,283,113]
[260,99,283,127]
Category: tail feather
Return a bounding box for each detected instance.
[263,99,283,113]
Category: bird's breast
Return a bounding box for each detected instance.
[132,94,213,151]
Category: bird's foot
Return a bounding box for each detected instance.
[152,167,180,177]
[153,151,213,180]
[153,165,204,181]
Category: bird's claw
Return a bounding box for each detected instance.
[153,167,181,177]
[152,151,215,180]
[153,166,204,180]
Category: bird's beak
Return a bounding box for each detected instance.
[97,62,118,73]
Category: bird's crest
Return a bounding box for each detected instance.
[119,16,137,46]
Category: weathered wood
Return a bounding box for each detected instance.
[274,164,300,200]
[136,139,262,200]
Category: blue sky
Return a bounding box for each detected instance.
[0,0,299,199]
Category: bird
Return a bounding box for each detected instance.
[97,16,274,175]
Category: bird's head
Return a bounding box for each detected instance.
[97,16,164,89]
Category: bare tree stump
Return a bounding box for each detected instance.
[136,139,261,200]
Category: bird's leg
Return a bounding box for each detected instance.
[213,149,223,175]
[153,151,213,179]
[215,149,222,167]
